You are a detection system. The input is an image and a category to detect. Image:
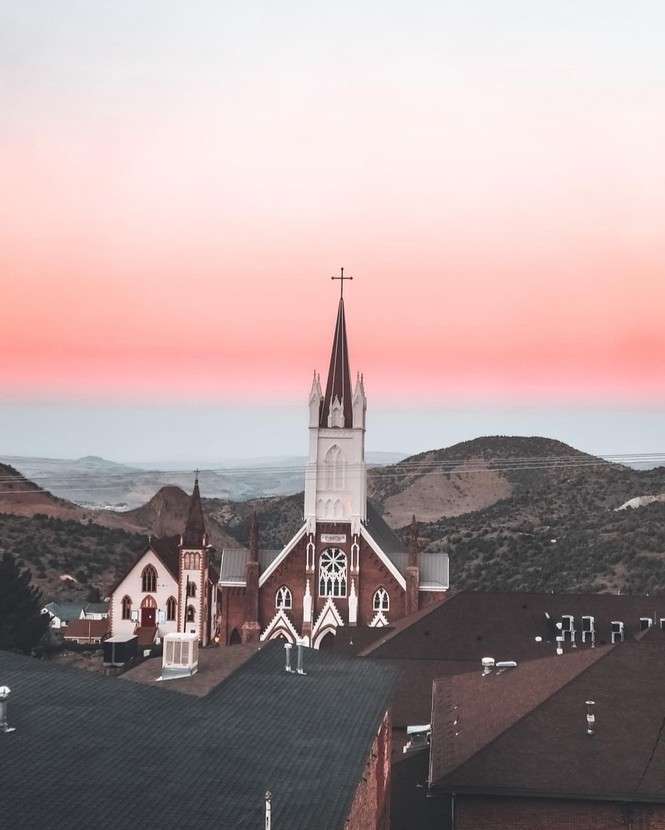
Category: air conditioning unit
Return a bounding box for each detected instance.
[161,632,199,680]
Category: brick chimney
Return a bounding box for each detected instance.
[406,514,420,616]
[241,510,261,643]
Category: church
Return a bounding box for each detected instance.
[218,279,449,648]
[108,481,218,647]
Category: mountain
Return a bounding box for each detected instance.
[4,436,665,600]
[2,452,408,510]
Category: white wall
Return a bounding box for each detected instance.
[110,549,179,639]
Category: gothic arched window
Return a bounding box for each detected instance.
[276,586,292,610]
[187,581,197,598]
[121,596,132,620]
[319,548,347,598]
[186,605,195,623]
[373,587,390,612]
[141,565,157,593]
[324,445,345,490]
[166,596,176,621]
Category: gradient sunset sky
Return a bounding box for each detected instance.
[2,2,664,461]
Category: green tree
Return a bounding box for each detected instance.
[0,552,50,653]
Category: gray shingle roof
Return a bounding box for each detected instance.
[219,549,282,584]
[0,642,397,830]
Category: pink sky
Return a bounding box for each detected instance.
[2,3,665,406]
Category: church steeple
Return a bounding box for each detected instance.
[182,473,206,548]
[320,296,353,428]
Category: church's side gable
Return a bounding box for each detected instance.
[259,534,309,634]
[355,537,406,626]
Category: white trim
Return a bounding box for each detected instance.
[311,596,344,646]
[259,608,299,643]
[258,523,308,587]
[360,525,407,590]
[419,584,449,592]
[369,610,389,628]
[218,579,246,587]
[313,626,337,648]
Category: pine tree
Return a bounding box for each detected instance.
[0,552,50,653]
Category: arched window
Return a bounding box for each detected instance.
[166,597,176,621]
[276,586,292,610]
[141,565,157,593]
[121,596,132,620]
[324,444,345,490]
[186,605,196,623]
[187,581,197,598]
[319,548,347,598]
[373,587,390,612]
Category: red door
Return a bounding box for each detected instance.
[141,607,156,627]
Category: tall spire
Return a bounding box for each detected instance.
[408,515,419,568]
[249,509,259,561]
[320,296,353,428]
[182,472,206,548]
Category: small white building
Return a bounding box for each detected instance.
[108,477,218,647]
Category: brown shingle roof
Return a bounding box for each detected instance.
[430,638,665,802]
[62,618,109,639]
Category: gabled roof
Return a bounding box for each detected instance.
[320,297,353,428]
[43,602,85,622]
[430,639,665,802]
[182,477,206,548]
[62,618,109,639]
[0,642,397,829]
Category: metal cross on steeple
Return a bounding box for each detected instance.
[331,266,353,300]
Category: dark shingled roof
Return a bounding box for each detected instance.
[363,590,664,661]
[430,638,665,802]
[320,297,353,428]
[0,642,397,830]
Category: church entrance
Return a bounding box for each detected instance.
[229,628,241,645]
[141,596,157,627]
[318,631,335,650]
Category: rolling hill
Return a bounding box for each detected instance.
[3,437,665,599]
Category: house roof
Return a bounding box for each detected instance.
[84,602,109,615]
[0,642,397,830]
[62,618,109,639]
[43,602,85,621]
[362,590,665,662]
[320,297,353,428]
[430,638,665,802]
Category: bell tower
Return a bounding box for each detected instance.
[304,270,367,535]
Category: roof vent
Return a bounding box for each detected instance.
[296,642,307,676]
[586,700,596,736]
[265,790,272,830]
[284,643,293,673]
[0,686,15,734]
[481,657,495,675]
[496,660,518,670]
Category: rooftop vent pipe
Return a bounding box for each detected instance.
[0,686,15,734]
[265,790,272,830]
[284,643,293,673]
[481,657,495,676]
[586,700,596,736]
[296,642,306,676]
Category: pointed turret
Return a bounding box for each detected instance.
[408,515,419,568]
[242,509,261,643]
[182,474,206,548]
[248,508,259,561]
[320,298,353,428]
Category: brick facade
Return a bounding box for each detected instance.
[346,710,392,830]
[454,796,665,830]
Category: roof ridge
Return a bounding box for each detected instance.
[432,644,616,786]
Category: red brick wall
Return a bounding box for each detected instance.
[346,710,392,830]
[455,796,665,830]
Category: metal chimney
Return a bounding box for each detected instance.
[0,686,15,734]
[481,657,495,676]
[265,790,272,830]
[296,642,306,676]
[284,643,293,673]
